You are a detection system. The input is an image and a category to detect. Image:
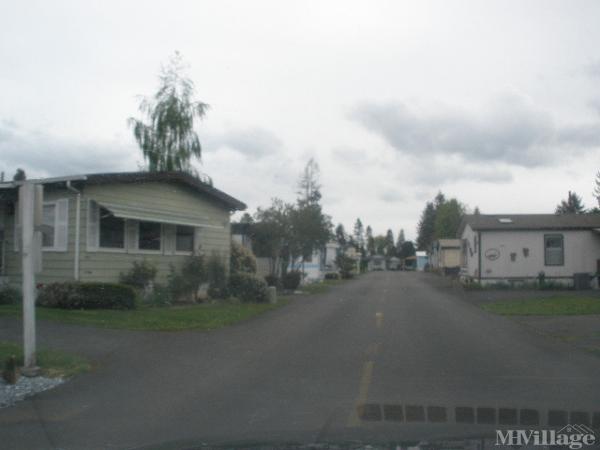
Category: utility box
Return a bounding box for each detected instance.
[573,272,591,290]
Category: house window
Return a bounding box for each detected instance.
[42,204,56,248]
[99,207,125,249]
[544,234,564,266]
[138,221,161,251]
[175,225,194,253]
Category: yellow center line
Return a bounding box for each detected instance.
[347,360,374,427]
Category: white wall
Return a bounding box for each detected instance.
[466,228,600,281]
[460,224,479,278]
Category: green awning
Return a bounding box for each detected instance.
[98,201,223,229]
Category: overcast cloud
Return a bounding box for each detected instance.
[1,0,600,238]
[350,94,600,168]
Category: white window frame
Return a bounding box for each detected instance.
[87,199,128,253]
[174,225,195,255]
[133,221,164,254]
[41,201,59,251]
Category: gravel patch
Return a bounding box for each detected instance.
[0,375,64,408]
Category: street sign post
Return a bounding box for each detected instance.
[19,182,42,376]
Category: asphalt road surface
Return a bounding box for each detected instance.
[1,271,600,449]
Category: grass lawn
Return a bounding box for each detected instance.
[0,301,287,332]
[0,340,90,378]
[482,296,600,316]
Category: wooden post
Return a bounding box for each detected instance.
[20,183,40,376]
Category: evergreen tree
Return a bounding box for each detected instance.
[555,191,586,214]
[297,158,321,205]
[353,218,364,249]
[335,224,347,247]
[416,202,436,251]
[12,168,26,181]
[399,241,416,258]
[434,198,465,239]
[594,171,600,208]
[366,225,375,255]
[385,229,396,257]
[396,229,405,254]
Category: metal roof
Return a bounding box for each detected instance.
[458,213,600,236]
[0,171,246,211]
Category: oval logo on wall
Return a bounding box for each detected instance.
[485,248,500,261]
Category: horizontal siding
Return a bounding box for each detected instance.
[83,182,230,228]
[2,181,234,286]
[2,187,79,286]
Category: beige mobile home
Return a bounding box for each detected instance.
[458,214,600,287]
[0,171,245,286]
[430,239,461,275]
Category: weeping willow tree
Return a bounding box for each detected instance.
[129,52,208,173]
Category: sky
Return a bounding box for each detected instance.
[1,0,600,240]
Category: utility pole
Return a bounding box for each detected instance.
[19,182,42,376]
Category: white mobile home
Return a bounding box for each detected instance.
[458,214,600,287]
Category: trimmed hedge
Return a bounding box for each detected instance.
[37,282,137,310]
[0,286,21,305]
[229,273,268,303]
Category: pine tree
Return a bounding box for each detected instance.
[353,218,364,249]
[416,202,436,251]
[366,225,375,256]
[335,224,347,247]
[555,191,586,214]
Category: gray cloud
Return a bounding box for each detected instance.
[587,98,600,115]
[409,161,513,186]
[378,190,404,203]
[331,146,369,165]
[350,94,600,168]
[204,126,283,159]
[0,119,133,178]
[585,60,600,79]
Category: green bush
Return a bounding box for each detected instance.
[119,260,157,289]
[144,284,172,307]
[168,255,208,302]
[207,253,229,299]
[230,241,257,274]
[37,282,136,310]
[264,274,280,287]
[336,254,356,279]
[0,286,21,305]
[282,271,302,290]
[229,273,268,303]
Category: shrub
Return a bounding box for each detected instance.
[207,253,229,299]
[167,255,208,302]
[119,260,157,289]
[230,241,257,274]
[229,273,268,303]
[264,274,280,287]
[336,254,356,279]
[282,271,302,290]
[37,282,136,310]
[144,283,172,307]
[0,285,21,305]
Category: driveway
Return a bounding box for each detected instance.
[1,271,600,449]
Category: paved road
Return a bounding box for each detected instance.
[1,271,600,449]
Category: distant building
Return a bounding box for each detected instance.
[416,251,429,271]
[430,239,461,275]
